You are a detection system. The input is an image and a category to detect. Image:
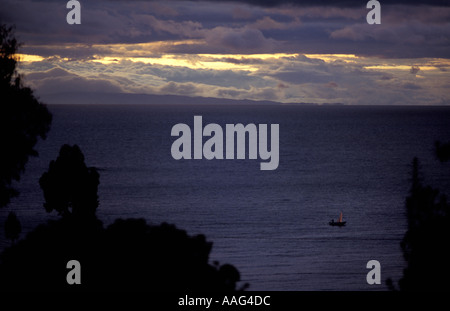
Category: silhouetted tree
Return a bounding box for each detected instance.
[39,144,100,219]
[1,141,246,292]
[4,211,21,244]
[0,24,52,208]
[435,141,450,163]
[390,156,450,291]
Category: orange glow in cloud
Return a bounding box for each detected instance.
[16,54,45,62]
[303,54,359,63]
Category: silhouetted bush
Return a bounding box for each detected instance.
[0,217,243,291]
[0,144,245,291]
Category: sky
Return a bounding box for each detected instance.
[1,0,450,105]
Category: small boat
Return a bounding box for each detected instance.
[329,212,346,227]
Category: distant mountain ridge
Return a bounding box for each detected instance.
[40,92,343,106]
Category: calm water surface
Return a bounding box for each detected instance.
[2,104,450,291]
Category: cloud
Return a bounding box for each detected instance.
[330,25,367,41]
[204,27,278,52]
[148,2,180,17]
[2,0,449,58]
[24,67,125,95]
[177,0,450,7]
[25,67,71,79]
[325,81,338,88]
[402,82,422,90]
[231,6,254,20]
[249,16,301,30]
[159,81,203,96]
[5,0,450,106]
[379,74,393,81]
[410,66,420,74]
[18,49,450,105]
[138,15,203,38]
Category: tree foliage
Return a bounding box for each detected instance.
[4,211,21,243]
[39,144,100,218]
[389,153,450,291]
[0,217,245,291]
[0,24,52,208]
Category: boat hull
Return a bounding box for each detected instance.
[329,221,346,227]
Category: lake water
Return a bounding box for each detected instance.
[1,104,450,291]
